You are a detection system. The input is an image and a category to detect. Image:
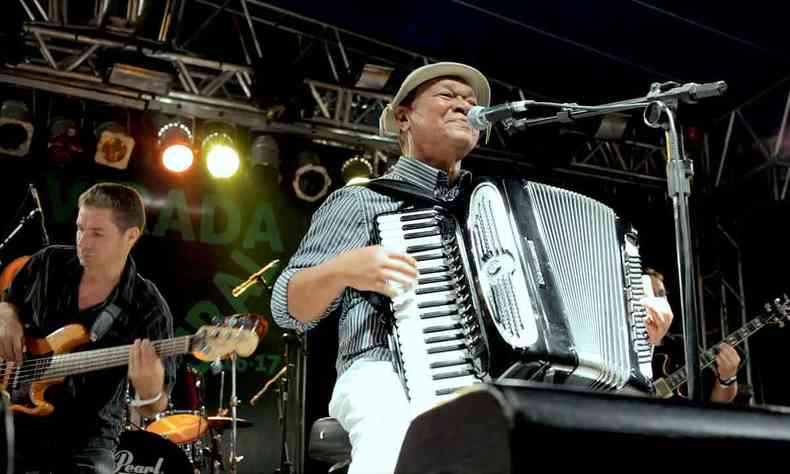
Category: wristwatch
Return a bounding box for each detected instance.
[717,375,737,388]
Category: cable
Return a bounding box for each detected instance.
[630,0,787,59]
[2,391,13,474]
[450,0,676,81]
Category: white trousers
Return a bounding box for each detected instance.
[329,359,412,474]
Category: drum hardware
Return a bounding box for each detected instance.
[203,313,269,474]
[112,314,265,474]
[227,352,243,474]
[147,364,210,445]
[207,416,254,430]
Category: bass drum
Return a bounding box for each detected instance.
[115,430,193,474]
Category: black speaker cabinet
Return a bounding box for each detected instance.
[395,379,790,474]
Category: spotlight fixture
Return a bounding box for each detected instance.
[354,64,394,90]
[158,119,194,173]
[47,118,83,167]
[292,150,331,202]
[202,122,240,179]
[95,121,135,169]
[595,113,629,141]
[341,155,374,185]
[0,100,34,157]
[250,134,281,169]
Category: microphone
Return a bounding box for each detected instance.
[467,100,531,130]
[686,81,728,101]
[29,184,50,246]
[649,81,728,103]
[232,259,281,298]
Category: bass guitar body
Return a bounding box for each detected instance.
[0,324,91,416]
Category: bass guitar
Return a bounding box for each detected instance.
[0,313,265,417]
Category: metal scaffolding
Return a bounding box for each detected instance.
[698,222,755,404]
[5,0,679,190]
[711,79,790,201]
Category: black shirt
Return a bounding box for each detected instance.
[5,245,177,452]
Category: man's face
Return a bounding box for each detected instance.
[398,77,480,159]
[76,206,137,271]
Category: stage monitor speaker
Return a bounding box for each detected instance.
[395,380,790,474]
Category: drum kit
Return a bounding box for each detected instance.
[118,363,255,474]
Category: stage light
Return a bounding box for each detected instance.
[595,113,629,141]
[108,64,173,96]
[292,150,331,202]
[0,100,34,157]
[341,155,374,185]
[157,120,194,173]
[354,64,394,90]
[202,122,240,179]
[162,144,193,173]
[206,144,240,178]
[251,135,281,169]
[47,118,83,166]
[95,121,135,169]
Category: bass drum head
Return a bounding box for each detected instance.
[115,430,193,474]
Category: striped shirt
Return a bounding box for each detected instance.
[271,156,472,376]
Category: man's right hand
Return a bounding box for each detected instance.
[0,308,25,362]
[334,245,419,298]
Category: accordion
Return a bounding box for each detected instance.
[374,177,654,413]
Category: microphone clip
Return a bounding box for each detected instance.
[232,259,281,298]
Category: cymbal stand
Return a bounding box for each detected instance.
[215,358,226,413]
[206,359,227,474]
[228,353,242,474]
[123,381,145,431]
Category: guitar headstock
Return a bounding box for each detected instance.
[223,313,269,340]
[763,294,790,327]
[190,314,267,361]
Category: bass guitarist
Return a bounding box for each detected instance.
[0,183,176,474]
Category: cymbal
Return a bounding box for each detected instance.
[207,416,254,430]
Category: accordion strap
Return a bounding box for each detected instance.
[359,178,449,208]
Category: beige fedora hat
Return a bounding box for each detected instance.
[378,62,491,136]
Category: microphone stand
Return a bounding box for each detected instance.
[504,81,727,402]
[0,185,52,265]
[275,332,300,474]
[248,331,300,474]
[0,210,37,261]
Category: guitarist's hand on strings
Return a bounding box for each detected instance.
[714,343,741,381]
[0,305,25,362]
[128,338,165,404]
